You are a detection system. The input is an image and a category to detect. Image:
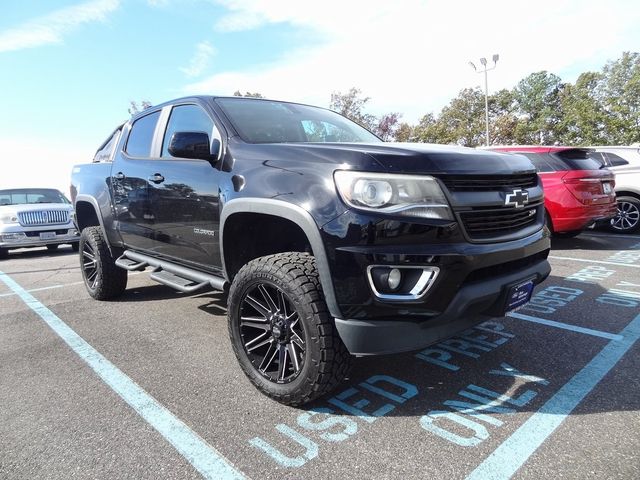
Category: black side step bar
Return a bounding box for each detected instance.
[115,250,227,294]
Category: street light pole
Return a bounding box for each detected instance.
[469,54,499,146]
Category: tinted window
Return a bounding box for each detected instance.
[125,111,161,157]
[162,104,214,158]
[518,153,556,172]
[94,127,122,163]
[552,149,602,170]
[604,152,629,167]
[587,151,607,167]
[216,98,380,144]
[0,189,69,206]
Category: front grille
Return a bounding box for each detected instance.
[459,203,540,240]
[18,210,69,226]
[441,174,537,191]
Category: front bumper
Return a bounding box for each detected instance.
[0,224,79,249]
[335,258,550,355]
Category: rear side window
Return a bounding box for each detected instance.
[126,111,161,157]
[518,153,556,172]
[603,152,629,167]
[93,127,122,163]
[587,151,607,167]
[552,149,602,170]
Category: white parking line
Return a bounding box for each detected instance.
[548,256,640,269]
[466,313,640,480]
[0,269,246,480]
[507,312,624,341]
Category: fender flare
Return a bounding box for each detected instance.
[74,194,115,255]
[220,198,342,319]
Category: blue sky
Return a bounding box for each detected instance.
[1,0,639,194]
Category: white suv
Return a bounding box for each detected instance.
[606,166,640,233]
[0,188,79,259]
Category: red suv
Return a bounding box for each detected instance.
[488,146,617,237]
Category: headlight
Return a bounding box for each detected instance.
[0,211,18,224]
[334,171,453,220]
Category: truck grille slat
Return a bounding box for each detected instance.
[441,174,537,191]
[459,205,539,239]
[18,210,69,226]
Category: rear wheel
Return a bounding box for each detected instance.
[228,252,351,405]
[80,226,127,300]
[71,242,80,252]
[609,196,640,233]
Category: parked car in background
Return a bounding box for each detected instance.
[586,144,640,168]
[584,150,640,234]
[487,146,617,238]
[0,188,79,259]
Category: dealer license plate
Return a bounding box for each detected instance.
[506,279,534,312]
[39,232,56,240]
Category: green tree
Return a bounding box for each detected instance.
[233,91,264,98]
[329,87,377,131]
[598,51,640,143]
[128,100,152,116]
[559,71,607,145]
[513,71,566,144]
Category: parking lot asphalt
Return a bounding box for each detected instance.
[1,232,639,480]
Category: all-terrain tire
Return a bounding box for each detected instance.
[79,226,127,300]
[228,252,352,405]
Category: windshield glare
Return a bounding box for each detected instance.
[0,189,70,206]
[216,98,381,144]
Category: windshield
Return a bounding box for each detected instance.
[216,98,382,144]
[0,189,70,206]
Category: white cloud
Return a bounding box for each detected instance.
[180,41,217,78]
[192,0,640,122]
[0,136,95,197]
[0,0,120,53]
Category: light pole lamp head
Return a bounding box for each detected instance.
[492,53,500,64]
[469,61,477,71]
[480,57,487,66]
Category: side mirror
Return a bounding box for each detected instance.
[168,132,219,162]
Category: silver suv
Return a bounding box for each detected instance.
[0,188,79,259]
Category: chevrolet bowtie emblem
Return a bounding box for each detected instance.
[505,189,529,209]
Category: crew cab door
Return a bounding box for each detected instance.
[147,103,222,269]
[111,110,162,252]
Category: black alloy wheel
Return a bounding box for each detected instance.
[227,252,352,405]
[79,226,127,300]
[610,197,640,233]
[81,238,99,290]
[239,282,305,383]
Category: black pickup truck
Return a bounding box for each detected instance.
[71,96,550,405]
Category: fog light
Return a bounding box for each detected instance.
[2,232,27,242]
[388,268,402,290]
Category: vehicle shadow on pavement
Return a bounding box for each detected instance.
[551,234,633,251]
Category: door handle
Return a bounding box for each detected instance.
[114,172,125,180]
[148,173,165,184]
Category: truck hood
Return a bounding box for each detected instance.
[235,142,536,176]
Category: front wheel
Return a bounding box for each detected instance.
[79,226,127,300]
[228,252,352,405]
[609,196,640,233]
